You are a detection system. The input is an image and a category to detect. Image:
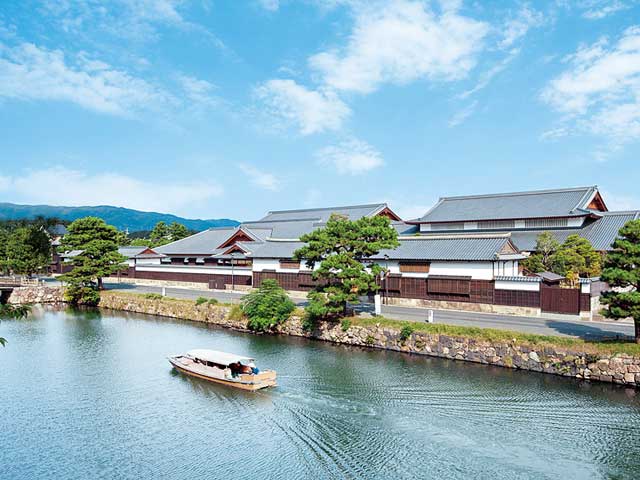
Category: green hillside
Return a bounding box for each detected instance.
[0,203,239,232]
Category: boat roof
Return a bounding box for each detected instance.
[186,349,254,365]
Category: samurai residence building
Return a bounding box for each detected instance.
[114,186,639,320]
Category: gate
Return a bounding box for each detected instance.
[541,286,580,315]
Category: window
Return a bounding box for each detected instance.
[431,222,464,231]
[524,218,568,229]
[428,276,471,295]
[399,262,430,273]
[477,220,516,230]
[280,260,300,270]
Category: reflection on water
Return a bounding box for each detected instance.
[1,308,639,480]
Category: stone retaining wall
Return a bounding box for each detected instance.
[7,286,65,305]
[99,292,640,388]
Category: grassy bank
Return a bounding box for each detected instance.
[351,316,640,356]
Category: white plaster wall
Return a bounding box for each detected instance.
[494,280,540,291]
[135,265,252,276]
[429,261,494,280]
[252,258,315,273]
[568,217,585,227]
[382,261,429,278]
[463,222,478,230]
[419,224,431,232]
[492,260,519,277]
[135,258,161,266]
[581,282,591,294]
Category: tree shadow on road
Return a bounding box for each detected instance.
[544,320,632,340]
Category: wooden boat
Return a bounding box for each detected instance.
[168,349,277,391]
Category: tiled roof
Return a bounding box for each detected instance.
[154,227,238,255]
[373,236,520,261]
[258,203,389,223]
[510,211,640,251]
[417,186,600,223]
[250,236,520,261]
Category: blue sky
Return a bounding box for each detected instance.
[1,0,639,221]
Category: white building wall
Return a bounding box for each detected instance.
[494,280,540,291]
[429,261,494,280]
[135,265,253,276]
[135,258,161,266]
[252,258,315,273]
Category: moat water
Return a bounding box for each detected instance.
[1,308,640,479]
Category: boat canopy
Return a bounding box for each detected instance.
[186,349,255,366]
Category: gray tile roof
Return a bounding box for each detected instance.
[250,236,518,261]
[373,236,519,261]
[418,186,599,223]
[258,203,389,223]
[118,246,147,258]
[154,227,238,255]
[242,220,319,239]
[510,211,640,251]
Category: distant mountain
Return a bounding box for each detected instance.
[0,203,240,232]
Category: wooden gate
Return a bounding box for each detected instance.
[541,286,580,315]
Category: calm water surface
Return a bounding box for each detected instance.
[1,307,640,480]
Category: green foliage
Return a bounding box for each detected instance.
[551,235,601,278]
[340,318,351,332]
[64,282,100,306]
[399,325,414,342]
[522,232,600,278]
[143,293,164,300]
[60,217,127,305]
[144,221,191,247]
[128,238,153,247]
[207,298,219,305]
[3,226,51,275]
[601,220,640,341]
[195,296,208,306]
[365,335,375,346]
[228,304,245,322]
[242,280,295,332]
[294,214,399,321]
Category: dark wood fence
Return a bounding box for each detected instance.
[540,286,581,315]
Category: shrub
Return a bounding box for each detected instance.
[399,325,414,342]
[341,318,351,332]
[242,280,295,332]
[207,298,219,305]
[365,335,375,346]
[195,296,208,306]
[65,282,100,306]
[143,293,163,300]
[228,304,245,322]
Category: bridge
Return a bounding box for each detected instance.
[0,278,38,303]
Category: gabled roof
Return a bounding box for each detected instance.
[415,186,604,223]
[258,203,398,223]
[154,227,238,255]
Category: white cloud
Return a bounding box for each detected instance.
[541,26,640,148]
[0,167,223,215]
[457,49,519,99]
[308,0,488,94]
[239,164,280,191]
[316,138,384,175]
[581,1,630,19]
[498,5,545,49]
[0,42,175,116]
[539,126,569,141]
[448,100,477,126]
[177,73,218,106]
[257,0,280,11]
[255,79,351,135]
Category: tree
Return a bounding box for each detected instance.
[149,221,169,246]
[60,217,127,305]
[4,226,51,276]
[168,222,190,241]
[293,214,400,321]
[551,234,601,278]
[522,232,560,273]
[600,219,640,343]
[241,279,295,332]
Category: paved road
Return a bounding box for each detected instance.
[103,281,635,340]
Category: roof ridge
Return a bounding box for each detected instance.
[438,186,597,202]
[266,203,386,215]
[600,210,640,215]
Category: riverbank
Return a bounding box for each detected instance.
[98,291,640,388]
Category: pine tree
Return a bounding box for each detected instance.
[601,220,640,343]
